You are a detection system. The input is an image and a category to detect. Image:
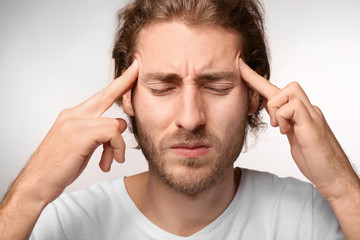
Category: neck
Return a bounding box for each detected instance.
[125,167,241,237]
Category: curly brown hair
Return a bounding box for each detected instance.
[112,0,270,144]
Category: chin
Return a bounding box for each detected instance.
[158,160,226,195]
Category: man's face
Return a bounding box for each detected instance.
[124,21,254,194]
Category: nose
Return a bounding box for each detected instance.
[175,86,206,131]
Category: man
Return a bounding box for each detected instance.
[0,0,359,239]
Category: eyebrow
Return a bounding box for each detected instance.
[197,71,236,81]
[143,72,180,82]
[143,71,237,82]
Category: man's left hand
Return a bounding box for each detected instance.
[238,58,359,204]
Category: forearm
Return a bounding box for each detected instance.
[0,177,48,240]
[328,177,360,240]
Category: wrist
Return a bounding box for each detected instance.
[1,177,48,218]
[326,174,360,205]
[0,181,48,240]
[17,160,65,205]
[326,177,360,240]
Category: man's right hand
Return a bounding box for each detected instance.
[0,59,139,240]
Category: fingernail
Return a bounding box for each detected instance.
[131,59,138,67]
[239,58,245,66]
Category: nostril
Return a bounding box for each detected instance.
[175,108,206,131]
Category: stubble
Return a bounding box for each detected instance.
[134,115,247,195]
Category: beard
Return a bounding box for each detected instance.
[130,114,247,195]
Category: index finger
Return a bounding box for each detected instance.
[78,59,139,117]
[239,58,279,99]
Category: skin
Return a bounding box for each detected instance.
[0,60,139,239]
[122,22,258,235]
[127,22,253,193]
[239,58,360,238]
[0,21,359,239]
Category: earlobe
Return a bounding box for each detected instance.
[247,89,259,115]
[123,90,135,116]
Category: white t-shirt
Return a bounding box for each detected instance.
[30,168,344,239]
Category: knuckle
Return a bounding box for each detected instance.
[275,107,287,119]
[287,81,302,93]
[275,109,282,118]
[292,98,303,107]
[266,98,276,108]
[58,108,72,121]
[312,105,321,112]
[108,120,121,135]
[60,119,74,133]
[313,105,325,117]
[289,81,301,88]
[112,121,121,131]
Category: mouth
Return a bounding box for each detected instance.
[170,142,211,158]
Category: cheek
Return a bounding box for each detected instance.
[132,82,249,141]
[133,87,176,134]
[205,86,248,135]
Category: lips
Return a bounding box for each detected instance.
[170,142,211,158]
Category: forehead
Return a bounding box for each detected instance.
[135,21,242,74]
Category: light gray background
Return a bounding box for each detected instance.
[1,0,359,197]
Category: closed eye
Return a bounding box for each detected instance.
[203,83,235,95]
[205,87,232,95]
[150,87,176,96]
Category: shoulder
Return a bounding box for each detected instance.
[240,168,340,209]
[238,168,315,216]
[52,176,127,217]
[236,168,343,239]
[61,176,125,202]
[31,177,127,239]
[240,168,314,197]
[45,176,127,213]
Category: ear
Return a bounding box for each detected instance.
[247,88,259,116]
[122,90,135,116]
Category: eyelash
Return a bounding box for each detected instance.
[150,86,233,96]
[150,88,175,95]
[205,87,232,94]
